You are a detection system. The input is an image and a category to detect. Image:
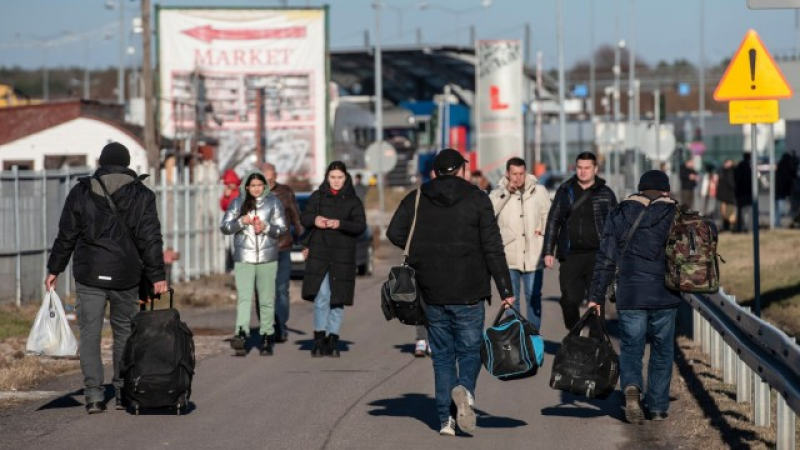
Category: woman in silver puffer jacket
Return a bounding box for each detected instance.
[220,170,287,357]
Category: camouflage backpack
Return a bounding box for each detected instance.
[664,205,722,293]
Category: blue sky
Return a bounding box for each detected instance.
[0,0,797,70]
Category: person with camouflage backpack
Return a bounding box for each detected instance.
[587,170,682,425]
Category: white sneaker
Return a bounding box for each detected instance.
[439,416,456,436]
[451,385,476,433]
[414,340,427,357]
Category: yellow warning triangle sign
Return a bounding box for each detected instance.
[714,29,793,101]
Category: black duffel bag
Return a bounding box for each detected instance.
[381,264,425,325]
[549,308,619,399]
[481,304,544,380]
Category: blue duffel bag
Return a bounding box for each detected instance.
[480,304,545,381]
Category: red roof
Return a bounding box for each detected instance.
[0,100,126,146]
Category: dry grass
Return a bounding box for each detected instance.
[717,229,800,336]
[0,305,39,341]
[0,341,78,391]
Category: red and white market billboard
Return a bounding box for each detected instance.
[158,7,328,182]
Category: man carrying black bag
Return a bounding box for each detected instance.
[587,170,681,424]
[45,142,167,414]
[387,149,514,437]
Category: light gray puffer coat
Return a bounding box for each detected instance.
[220,171,287,264]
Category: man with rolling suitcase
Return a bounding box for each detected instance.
[45,142,167,414]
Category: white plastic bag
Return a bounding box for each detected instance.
[25,289,78,357]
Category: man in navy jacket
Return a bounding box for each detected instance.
[587,170,681,425]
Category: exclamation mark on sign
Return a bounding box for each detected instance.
[749,48,757,90]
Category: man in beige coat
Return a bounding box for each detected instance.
[489,157,552,329]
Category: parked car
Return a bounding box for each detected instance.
[290,192,375,279]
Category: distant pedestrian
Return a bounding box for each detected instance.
[301,161,366,357]
[470,169,492,194]
[45,142,168,414]
[261,162,304,342]
[353,173,369,202]
[588,170,681,424]
[543,152,617,336]
[775,152,798,227]
[387,149,514,436]
[734,153,753,232]
[220,170,288,357]
[679,159,698,210]
[489,157,551,329]
[716,159,737,232]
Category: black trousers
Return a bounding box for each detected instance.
[558,251,603,336]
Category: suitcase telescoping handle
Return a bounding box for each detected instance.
[149,287,175,311]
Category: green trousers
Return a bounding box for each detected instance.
[234,261,277,336]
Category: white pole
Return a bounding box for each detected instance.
[589,0,595,121]
[629,0,637,189]
[13,166,21,306]
[374,1,385,237]
[557,0,567,174]
[535,51,543,166]
[654,88,661,168]
[118,0,125,105]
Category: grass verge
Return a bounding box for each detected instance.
[717,229,800,337]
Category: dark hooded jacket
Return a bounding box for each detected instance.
[47,165,166,290]
[543,175,618,261]
[386,175,513,306]
[300,175,366,307]
[588,194,682,310]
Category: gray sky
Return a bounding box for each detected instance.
[0,0,798,71]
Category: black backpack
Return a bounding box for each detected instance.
[481,305,545,380]
[549,309,619,399]
[121,289,195,415]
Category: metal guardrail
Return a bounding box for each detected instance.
[685,288,799,450]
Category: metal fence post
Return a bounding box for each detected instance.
[776,394,796,450]
[64,167,71,297]
[754,378,771,427]
[41,172,48,300]
[13,166,21,306]
[736,355,752,403]
[172,169,180,280]
[702,315,711,355]
[183,167,191,280]
[204,182,211,276]
[693,309,702,345]
[723,342,736,385]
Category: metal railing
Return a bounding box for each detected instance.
[0,167,226,305]
[685,289,799,450]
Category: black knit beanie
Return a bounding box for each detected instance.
[99,142,131,167]
[638,170,670,193]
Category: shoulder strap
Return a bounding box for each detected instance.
[95,176,142,264]
[402,188,422,260]
[569,184,594,213]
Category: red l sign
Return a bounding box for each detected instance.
[490,85,509,110]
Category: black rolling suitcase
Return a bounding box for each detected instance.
[121,288,195,415]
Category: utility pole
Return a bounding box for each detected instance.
[374,1,385,236]
[557,0,567,174]
[654,88,661,168]
[629,0,638,190]
[118,0,126,105]
[535,51,543,166]
[589,0,595,120]
[141,0,158,171]
[699,0,706,143]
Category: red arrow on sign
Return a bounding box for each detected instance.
[182,25,306,43]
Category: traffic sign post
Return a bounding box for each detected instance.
[365,140,397,237]
[714,29,794,317]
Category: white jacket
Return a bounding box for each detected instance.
[489,174,552,272]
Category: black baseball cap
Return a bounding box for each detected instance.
[433,149,467,174]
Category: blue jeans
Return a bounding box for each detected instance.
[425,301,485,423]
[313,273,344,335]
[275,250,291,338]
[776,199,788,227]
[508,269,543,330]
[618,308,678,414]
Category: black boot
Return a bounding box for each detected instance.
[326,334,341,358]
[260,334,274,356]
[311,331,326,358]
[231,327,247,357]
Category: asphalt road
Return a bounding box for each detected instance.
[1,247,651,450]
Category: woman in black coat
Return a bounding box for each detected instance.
[301,161,366,357]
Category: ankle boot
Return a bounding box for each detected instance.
[311,331,326,358]
[260,334,274,356]
[231,327,247,357]
[326,334,340,357]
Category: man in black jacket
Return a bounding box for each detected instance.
[44,142,167,414]
[387,149,514,437]
[543,152,617,333]
[587,170,681,424]
[734,152,753,233]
